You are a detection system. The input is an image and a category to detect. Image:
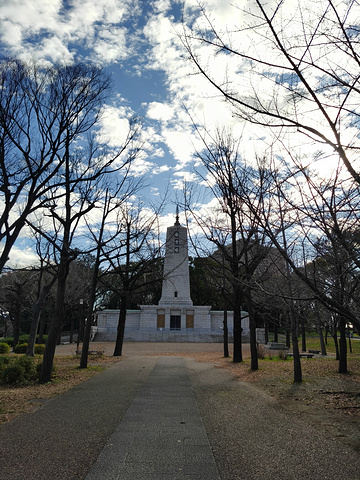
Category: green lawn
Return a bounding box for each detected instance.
[267,333,360,355]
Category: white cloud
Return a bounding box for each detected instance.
[97,105,133,147]
[147,102,174,122]
[2,244,39,269]
[0,0,135,64]
[92,28,128,63]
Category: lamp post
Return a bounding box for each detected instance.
[77,298,84,353]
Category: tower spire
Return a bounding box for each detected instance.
[175,204,180,226]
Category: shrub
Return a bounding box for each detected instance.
[0,342,10,354]
[257,344,266,359]
[0,337,14,347]
[3,363,26,385]
[278,350,289,360]
[34,344,45,355]
[0,356,10,372]
[13,343,28,354]
[17,355,38,381]
[19,334,30,344]
[0,356,40,385]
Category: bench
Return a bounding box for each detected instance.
[308,349,320,354]
[287,353,314,359]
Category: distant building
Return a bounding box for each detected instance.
[95,212,249,342]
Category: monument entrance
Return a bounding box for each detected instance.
[170,315,181,330]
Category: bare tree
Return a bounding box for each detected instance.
[79,177,143,369]
[181,0,360,183]
[253,155,360,374]
[0,60,111,273]
[99,201,163,357]
[185,129,273,367]
[25,237,57,356]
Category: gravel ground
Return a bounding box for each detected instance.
[186,357,360,480]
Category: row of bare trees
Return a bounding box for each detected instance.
[180,0,360,382]
[0,58,164,382]
[183,127,359,382]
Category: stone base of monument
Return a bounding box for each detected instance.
[94,329,251,343]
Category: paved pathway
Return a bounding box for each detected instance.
[86,357,220,480]
[1,343,360,480]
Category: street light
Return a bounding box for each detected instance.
[76,299,84,354]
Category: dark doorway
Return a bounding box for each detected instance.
[170,315,181,330]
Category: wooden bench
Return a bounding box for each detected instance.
[308,349,321,354]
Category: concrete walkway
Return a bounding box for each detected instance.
[86,357,220,480]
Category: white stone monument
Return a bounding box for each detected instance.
[95,209,250,342]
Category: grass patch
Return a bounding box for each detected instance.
[305,336,360,355]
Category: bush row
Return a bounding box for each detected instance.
[0,335,48,347]
[13,343,46,354]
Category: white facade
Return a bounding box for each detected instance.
[95,214,250,342]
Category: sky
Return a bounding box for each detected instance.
[0,0,247,267]
[0,0,358,267]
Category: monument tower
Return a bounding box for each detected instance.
[159,207,193,307]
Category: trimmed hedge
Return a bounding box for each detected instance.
[13,343,46,354]
[0,335,48,347]
[0,342,11,354]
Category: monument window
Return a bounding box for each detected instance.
[175,231,179,237]
[174,291,178,297]
[174,238,179,245]
[157,313,165,329]
[186,313,194,329]
[174,246,179,253]
[170,315,181,330]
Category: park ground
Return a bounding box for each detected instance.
[1,339,359,453]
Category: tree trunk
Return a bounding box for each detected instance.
[26,278,56,356]
[338,316,347,374]
[38,317,46,344]
[223,309,229,358]
[70,317,74,343]
[247,289,258,371]
[291,309,302,383]
[285,328,291,348]
[233,291,242,363]
[316,314,327,356]
[274,322,278,342]
[80,251,101,369]
[348,332,352,354]
[301,320,306,352]
[113,294,128,357]
[39,262,69,383]
[12,310,21,348]
[333,321,340,360]
[264,318,269,344]
[80,304,93,369]
[26,308,40,357]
